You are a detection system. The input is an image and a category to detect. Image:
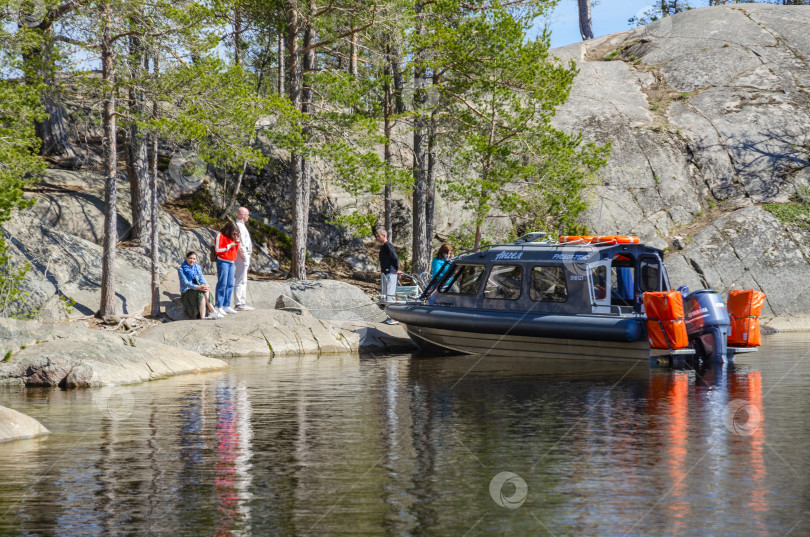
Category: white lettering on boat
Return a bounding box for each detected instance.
[495,251,523,260]
[688,307,709,318]
[570,275,584,281]
[553,253,590,261]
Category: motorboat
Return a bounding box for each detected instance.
[385,233,763,363]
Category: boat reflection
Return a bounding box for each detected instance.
[0,351,788,537]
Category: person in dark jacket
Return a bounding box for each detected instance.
[375,229,401,325]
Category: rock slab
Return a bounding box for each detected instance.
[0,320,228,388]
[163,277,386,323]
[140,308,415,357]
[0,406,50,443]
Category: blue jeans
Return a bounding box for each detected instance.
[215,259,235,308]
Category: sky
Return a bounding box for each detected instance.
[545,0,662,49]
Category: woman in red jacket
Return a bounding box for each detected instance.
[214,221,240,315]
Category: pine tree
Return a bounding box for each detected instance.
[437,6,609,248]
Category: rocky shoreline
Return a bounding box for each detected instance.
[0,282,417,442]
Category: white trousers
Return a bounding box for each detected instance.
[381,272,398,302]
[234,257,250,306]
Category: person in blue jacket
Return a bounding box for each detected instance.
[178,251,222,320]
[431,243,454,280]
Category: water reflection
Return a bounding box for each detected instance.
[0,335,808,536]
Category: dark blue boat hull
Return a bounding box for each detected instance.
[385,304,646,343]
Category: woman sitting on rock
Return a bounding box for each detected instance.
[179,251,222,320]
[214,221,240,315]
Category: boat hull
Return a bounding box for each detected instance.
[386,304,650,360]
[404,325,651,360]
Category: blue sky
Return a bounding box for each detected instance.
[546,0,659,49]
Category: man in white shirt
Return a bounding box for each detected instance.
[234,207,254,310]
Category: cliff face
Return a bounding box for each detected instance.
[5,5,810,328]
[551,4,810,329]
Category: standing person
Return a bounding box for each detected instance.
[431,243,454,280]
[234,207,254,311]
[178,251,222,320]
[375,229,400,325]
[215,221,240,315]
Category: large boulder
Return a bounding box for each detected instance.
[2,217,158,318]
[162,276,386,323]
[0,406,49,443]
[665,206,810,331]
[0,320,228,388]
[343,251,378,274]
[549,4,810,323]
[140,308,415,357]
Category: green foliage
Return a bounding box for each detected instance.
[0,40,46,317]
[185,189,225,228]
[446,223,494,252]
[329,211,377,238]
[604,49,620,61]
[0,258,39,319]
[0,79,46,227]
[763,202,810,230]
[794,184,810,204]
[433,9,609,243]
[148,59,275,174]
[247,220,294,258]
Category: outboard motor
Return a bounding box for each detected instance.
[684,289,730,363]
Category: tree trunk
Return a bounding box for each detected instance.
[391,41,405,114]
[149,54,160,317]
[126,32,150,244]
[278,32,285,95]
[425,72,439,251]
[99,1,118,317]
[411,1,429,275]
[383,41,394,243]
[295,0,315,280]
[286,0,307,280]
[234,7,243,65]
[426,115,436,250]
[577,0,594,41]
[349,26,358,76]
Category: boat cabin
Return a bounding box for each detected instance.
[425,238,671,316]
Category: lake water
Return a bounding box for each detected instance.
[1,333,809,536]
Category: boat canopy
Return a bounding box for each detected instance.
[422,237,670,316]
